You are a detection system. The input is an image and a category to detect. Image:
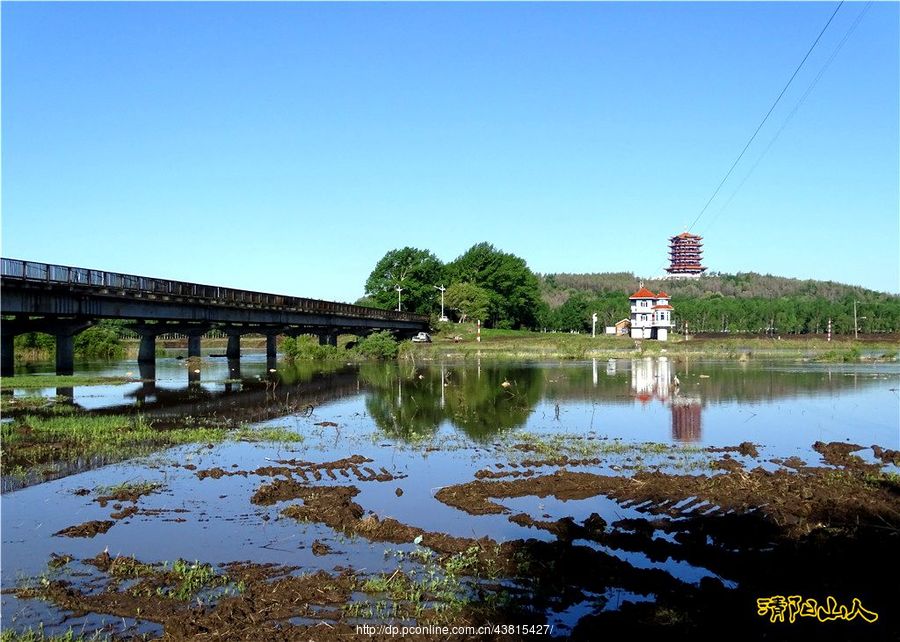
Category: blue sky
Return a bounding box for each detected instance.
[3,2,898,301]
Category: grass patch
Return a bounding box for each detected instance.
[348,544,491,621]
[0,414,303,488]
[0,374,139,389]
[0,628,109,642]
[100,556,239,602]
[0,395,74,414]
[413,324,899,361]
[507,432,711,471]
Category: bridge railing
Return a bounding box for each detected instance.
[1,258,427,323]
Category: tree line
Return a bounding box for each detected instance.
[539,271,899,334]
[361,246,899,334]
[544,291,900,335]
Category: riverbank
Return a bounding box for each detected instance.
[410,324,900,362]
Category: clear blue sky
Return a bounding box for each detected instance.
[3,2,898,301]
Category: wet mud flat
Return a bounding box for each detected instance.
[5,438,899,641]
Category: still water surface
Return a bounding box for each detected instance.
[2,354,898,634]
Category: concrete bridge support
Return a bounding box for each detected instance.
[1,318,91,376]
[1,333,14,377]
[56,334,76,376]
[138,335,157,363]
[227,357,241,381]
[226,331,241,360]
[138,361,156,383]
[187,334,202,358]
[53,321,92,376]
[318,333,338,347]
[266,334,277,359]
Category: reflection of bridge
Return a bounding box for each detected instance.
[0,258,429,376]
[93,369,365,425]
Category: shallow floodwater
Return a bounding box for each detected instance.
[2,355,898,636]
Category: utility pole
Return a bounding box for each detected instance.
[395,285,404,312]
[434,284,448,322]
[853,300,858,340]
[592,312,598,338]
[827,317,832,342]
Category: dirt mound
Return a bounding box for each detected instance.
[54,520,115,538]
[812,441,876,470]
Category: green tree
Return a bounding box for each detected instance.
[444,282,491,323]
[556,293,591,332]
[364,247,444,315]
[446,243,542,329]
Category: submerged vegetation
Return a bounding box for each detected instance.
[0,412,303,489]
[0,374,139,389]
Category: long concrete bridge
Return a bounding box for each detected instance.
[0,258,429,376]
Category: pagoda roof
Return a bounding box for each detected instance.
[656,291,669,298]
[653,304,674,310]
[629,286,657,299]
[671,232,703,240]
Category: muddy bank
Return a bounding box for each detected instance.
[194,454,405,484]
[54,520,115,538]
[11,441,900,640]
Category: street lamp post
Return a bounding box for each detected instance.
[853,301,867,339]
[434,285,448,322]
[395,285,404,312]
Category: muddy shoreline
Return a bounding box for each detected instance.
[7,440,899,641]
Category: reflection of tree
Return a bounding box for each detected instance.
[358,363,543,443]
[444,366,543,441]
[276,361,350,386]
[361,363,446,441]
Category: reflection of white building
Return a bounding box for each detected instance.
[631,357,672,404]
[629,286,673,340]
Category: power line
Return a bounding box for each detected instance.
[700,1,871,236]
[686,1,844,233]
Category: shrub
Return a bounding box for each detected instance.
[281,335,340,361]
[356,331,399,360]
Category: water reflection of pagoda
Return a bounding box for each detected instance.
[630,357,703,442]
[670,396,702,442]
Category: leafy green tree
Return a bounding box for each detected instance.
[446,243,542,329]
[75,321,125,359]
[356,330,400,360]
[556,293,591,332]
[444,282,491,323]
[364,247,444,315]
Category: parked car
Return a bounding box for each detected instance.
[411,332,432,343]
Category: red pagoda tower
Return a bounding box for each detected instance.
[666,232,706,277]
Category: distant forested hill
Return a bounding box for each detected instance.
[538,272,900,334]
[541,272,895,306]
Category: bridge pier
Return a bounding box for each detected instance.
[227,357,241,381]
[56,333,76,376]
[226,331,241,360]
[1,333,14,377]
[187,334,202,358]
[318,333,338,347]
[266,334,277,359]
[138,334,157,363]
[138,360,156,382]
[53,322,92,375]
